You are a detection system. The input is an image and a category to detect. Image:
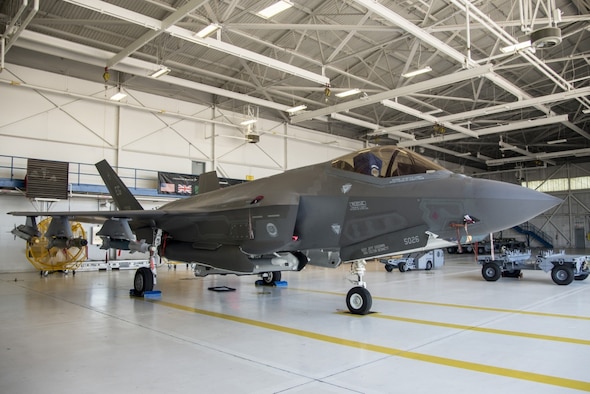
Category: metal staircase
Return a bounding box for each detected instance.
[513,223,553,249]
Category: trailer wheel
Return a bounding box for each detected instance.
[551,266,574,285]
[385,264,394,272]
[398,262,407,272]
[574,273,589,281]
[482,262,501,281]
[425,261,433,271]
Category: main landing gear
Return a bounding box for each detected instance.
[260,271,282,285]
[132,229,162,296]
[346,259,372,315]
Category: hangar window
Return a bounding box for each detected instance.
[331,146,444,178]
[524,176,590,192]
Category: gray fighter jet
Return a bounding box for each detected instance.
[9,146,561,314]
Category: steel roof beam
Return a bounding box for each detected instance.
[449,0,590,110]
[14,30,291,112]
[63,0,161,30]
[4,0,38,53]
[486,148,590,166]
[107,0,207,68]
[63,0,329,85]
[423,144,485,164]
[369,87,590,137]
[166,26,329,85]
[352,0,559,115]
[290,64,492,123]
[397,115,569,148]
[381,99,478,138]
[330,113,415,141]
[499,141,556,166]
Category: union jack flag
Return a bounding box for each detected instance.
[177,184,192,194]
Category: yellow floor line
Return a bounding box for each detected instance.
[152,299,590,392]
[290,287,590,320]
[368,313,590,345]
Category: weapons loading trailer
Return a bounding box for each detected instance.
[478,250,589,285]
[380,249,444,272]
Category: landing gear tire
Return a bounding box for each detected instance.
[346,287,372,315]
[551,266,574,285]
[482,262,501,281]
[398,262,407,272]
[262,271,281,285]
[134,267,154,294]
[575,273,589,281]
[385,264,394,272]
[425,261,433,271]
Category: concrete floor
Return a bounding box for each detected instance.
[1,254,589,393]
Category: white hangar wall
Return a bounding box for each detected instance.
[0,63,361,179]
[0,63,365,272]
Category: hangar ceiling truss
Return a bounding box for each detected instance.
[0,0,589,171]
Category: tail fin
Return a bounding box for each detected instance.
[95,160,143,211]
[198,171,221,194]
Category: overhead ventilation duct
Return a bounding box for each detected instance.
[530,26,562,49]
[522,0,562,49]
[246,133,260,143]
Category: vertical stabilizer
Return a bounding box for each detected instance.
[95,160,143,211]
[198,171,221,194]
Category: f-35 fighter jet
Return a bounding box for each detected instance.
[10,146,561,314]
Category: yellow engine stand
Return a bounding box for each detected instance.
[26,218,88,274]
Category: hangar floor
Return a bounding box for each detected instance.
[1,254,589,394]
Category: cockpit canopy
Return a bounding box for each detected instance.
[331,146,445,178]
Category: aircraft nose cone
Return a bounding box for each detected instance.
[467,178,561,234]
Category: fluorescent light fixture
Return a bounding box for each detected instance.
[195,23,221,38]
[257,1,293,19]
[335,88,361,98]
[240,119,257,126]
[455,152,471,157]
[547,138,567,145]
[109,92,127,101]
[583,109,590,114]
[500,40,532,53]
[286,104,307,113]
[331,113,379,130]
[401,66,432,78]
[149,66,171,78]
[167,27,330,85]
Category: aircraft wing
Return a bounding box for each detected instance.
[9,201,300,257]
[8,210,166,224]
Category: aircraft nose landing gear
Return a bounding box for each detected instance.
[346,259,372,315]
